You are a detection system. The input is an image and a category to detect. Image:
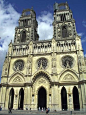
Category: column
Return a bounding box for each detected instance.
[1,86,6,109]
[13,94,18,109]
[78,86,83,110]
[67,93,73,111]
[5,88,9,109]
[26,86,31,110]
[58,87,61,110]
[52,84,59,111]
[24,87,27,110]
[13,88,19,110]
[71,92,74,110]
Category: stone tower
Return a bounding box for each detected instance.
[53,2,76,40]
[14,8,39,43]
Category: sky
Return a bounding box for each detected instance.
[0,0,86,80]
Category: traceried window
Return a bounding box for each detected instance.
[21,31,26,42]
[62,25,68,38]
[60,14,66,21]
[37,58,48,69]
[23,19,28,26]
[14,60,24,71]
[62,56,74,68]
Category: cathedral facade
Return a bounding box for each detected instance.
[0,2,86,111]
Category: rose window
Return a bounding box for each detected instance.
[14,60,24,71]
[62,56,74,68]
[37,58,48,69]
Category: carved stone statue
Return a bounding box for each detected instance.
[32,96,34,103]
[52,53,57,74]
[49,96,51,102]
[2,57,9,76]
[27,55,32,75]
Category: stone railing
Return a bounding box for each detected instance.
[11,40,76,56]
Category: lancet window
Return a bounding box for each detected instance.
[62,25,68,38]
[21,31,26,42]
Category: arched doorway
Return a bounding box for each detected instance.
[38,87,46,109]
[73,86,80,110]
[18,88,24,109]
[8,88,14,109]
[61,87,67,110]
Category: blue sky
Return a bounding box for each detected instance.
[0,0,86,80]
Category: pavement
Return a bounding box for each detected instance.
[0,110,86,115]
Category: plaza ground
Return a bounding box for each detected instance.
[0,110,86,115]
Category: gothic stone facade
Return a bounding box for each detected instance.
[0,2,86,111]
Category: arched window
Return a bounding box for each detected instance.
[21,31,26,42]
[62,25,68,38]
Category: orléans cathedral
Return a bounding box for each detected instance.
[0,2,86,111]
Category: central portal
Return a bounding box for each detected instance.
[38,87,46,109]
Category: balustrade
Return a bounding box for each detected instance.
[11,41,76,56]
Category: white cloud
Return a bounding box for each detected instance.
[0,0,20,73]
[77,33,86,44]
[82,20,86,27]
[84,54,86,57]
[37,11,53,40]
[78,32,84,37]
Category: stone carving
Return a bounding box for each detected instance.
[49,96,51,102]
[15,89,18,104]
[27,55,32,75]
[63,74,74,81]
[78,56,85,66]
[79,66,86,72]
[38,79,46,84]
[52,53,57,74]
[78,55,86,72]
[32,96,34,103]
[66,60,70,68]
[68,87,71,94]
[15,89,18,96]
[2,57,9,76]
[13,76,22,82]
[15,95,17,103]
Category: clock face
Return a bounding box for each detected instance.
[14,60,24,71]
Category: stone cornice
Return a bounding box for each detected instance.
[1,80,86,87]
